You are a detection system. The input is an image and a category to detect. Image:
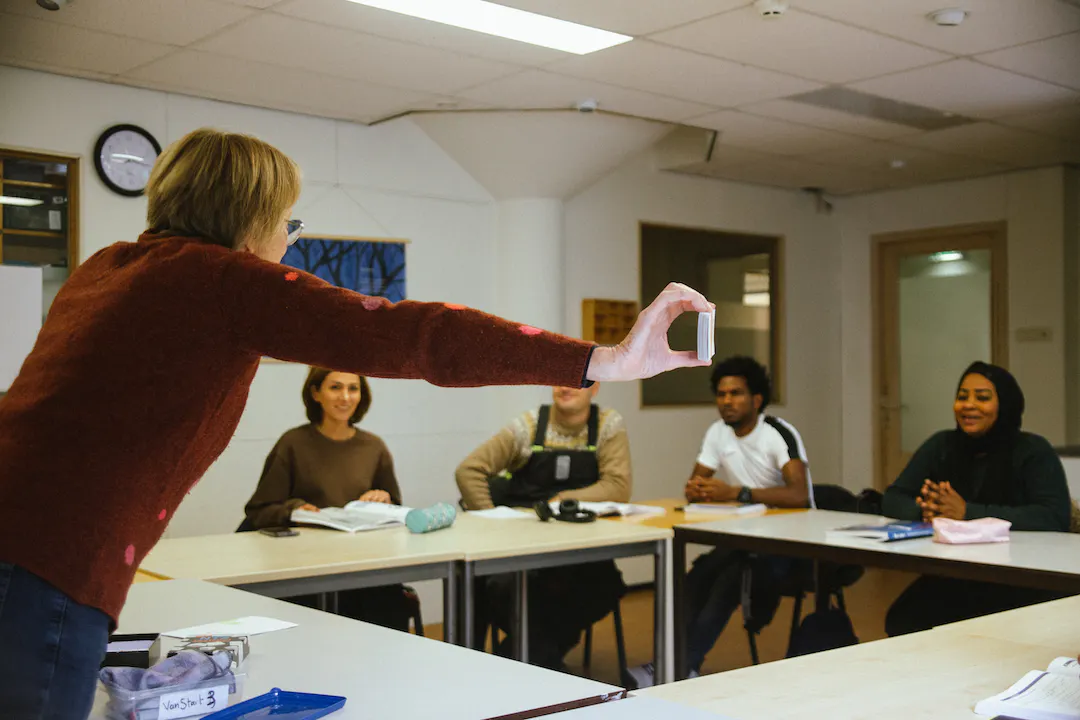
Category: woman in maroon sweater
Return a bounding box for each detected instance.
[0,128,711,718]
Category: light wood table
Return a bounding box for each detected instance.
[606,498,805,531]
[132,569,167,584]
[672,509,1080,678]
[91,579,625,720]
[641,593,1080,719]
[141,525,463,642]
[456,514,673,682]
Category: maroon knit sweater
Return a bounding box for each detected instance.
[0,232,593,624]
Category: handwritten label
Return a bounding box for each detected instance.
[158,685,228,720]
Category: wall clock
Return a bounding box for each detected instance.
[94,124,161,197]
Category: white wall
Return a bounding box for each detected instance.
[564,152,845,497]
[837,167,1070,487]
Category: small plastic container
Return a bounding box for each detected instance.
[100,672,246,720]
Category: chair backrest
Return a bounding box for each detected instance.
[811,484,857,513]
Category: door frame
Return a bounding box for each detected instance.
[871,221,1009,491]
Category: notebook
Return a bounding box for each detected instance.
[290,501,411,533]
[976,657,1080,720]
[827,520,932,542]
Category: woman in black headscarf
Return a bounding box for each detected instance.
[882,361,1071,636]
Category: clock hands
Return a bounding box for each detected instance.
[110,153,152,167]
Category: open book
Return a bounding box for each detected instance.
[976,657,1080,720]
[827,519,932,542]
[290,501,412,533]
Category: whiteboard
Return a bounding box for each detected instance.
[0,265,43,391]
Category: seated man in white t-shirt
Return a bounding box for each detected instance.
[629,355,811,688]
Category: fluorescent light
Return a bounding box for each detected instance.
[345,0,633,54]
[0,196,44,207]
[929,250,964,263]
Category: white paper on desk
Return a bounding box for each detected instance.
[684,503,767,516]
[163,616,297,639]
[555,696,736,719]
[468,506,533,519]
[548,501,666,518]
[975,669,1080,719]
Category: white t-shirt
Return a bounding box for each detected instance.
[696,414,813,503]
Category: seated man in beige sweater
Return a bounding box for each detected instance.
[456,383,631,672]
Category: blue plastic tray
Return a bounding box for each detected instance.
[203,688,345,720]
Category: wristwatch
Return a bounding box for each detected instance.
[737,486,753,504]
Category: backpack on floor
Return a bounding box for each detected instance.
[786,597,859,658]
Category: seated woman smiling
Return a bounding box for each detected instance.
[882,361,1071,636]
[243,367,410,630]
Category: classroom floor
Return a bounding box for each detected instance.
[427,568,917,686]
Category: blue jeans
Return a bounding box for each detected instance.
[684,549,804,672]
[0,563,109,719]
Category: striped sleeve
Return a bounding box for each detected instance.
[764,416,809,465]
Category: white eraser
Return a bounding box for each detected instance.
[697,309,715,362]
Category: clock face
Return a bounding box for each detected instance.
[94,124,161,197]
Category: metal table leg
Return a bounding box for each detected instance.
[443,560,458,645]
[654,538,669,684]
[462,561,476,650]
[673,533,688,681]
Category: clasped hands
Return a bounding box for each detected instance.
[685,476,737,503]
[916,479,966,522]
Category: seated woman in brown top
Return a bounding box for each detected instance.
[243,367,412,631]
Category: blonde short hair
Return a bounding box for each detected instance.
[146,128,301,250]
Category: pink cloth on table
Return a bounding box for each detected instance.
[932,517,1011,544]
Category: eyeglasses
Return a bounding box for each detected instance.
[286,219,304,246]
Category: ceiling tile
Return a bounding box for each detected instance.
[999,104,1080,141]
[0,0,252,46]
[741,98,919,139]
[495,0,749,37]
[457,70,716,122]
[549,40,821,108]
[798,0,1080,55]
[851,59,1080,119]
[893,122,1078,168]
[193,13,521,94]
[0,11,173,76]
[209,0,283,7]
[272,0,566,66]
[804,139,1011,180]
[687,110,869,155]
[123,49,429,121]
[977,32,1080,91]
[654,8,948,83]
[685,155,893,195]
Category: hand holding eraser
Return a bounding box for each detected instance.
[697,309,715,362]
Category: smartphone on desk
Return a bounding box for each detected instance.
[258,527,298,538]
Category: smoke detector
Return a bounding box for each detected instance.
[754,0,789,17]
[928,8,967,26]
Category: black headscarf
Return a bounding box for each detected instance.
[939,361,1025,504]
